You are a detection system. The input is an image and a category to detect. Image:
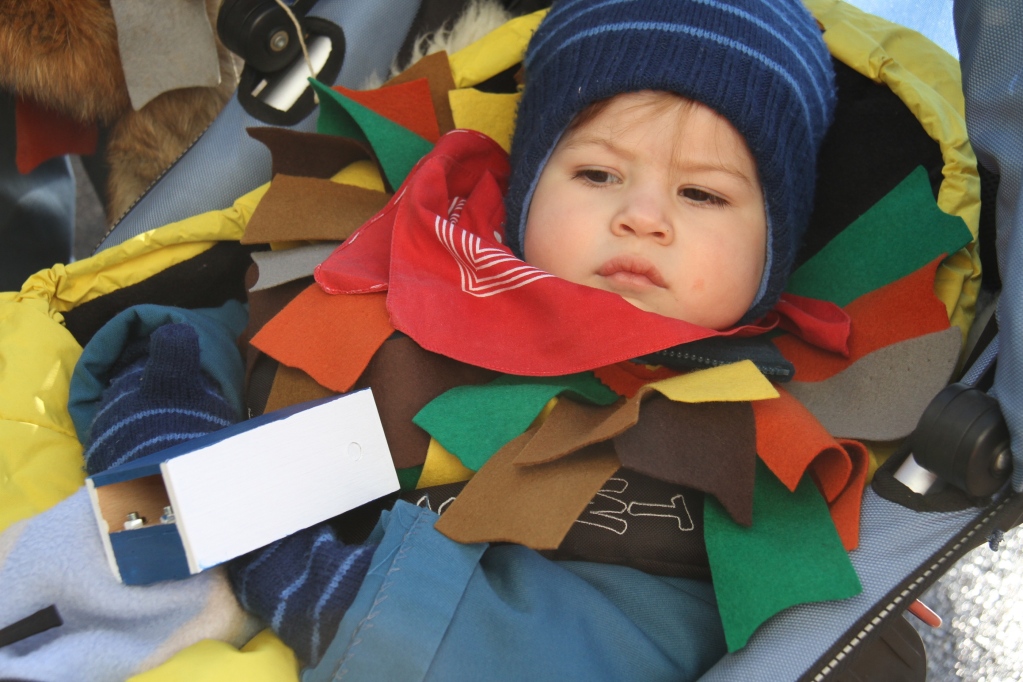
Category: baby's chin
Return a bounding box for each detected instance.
[615,291,741,330]
[550,269,745,330]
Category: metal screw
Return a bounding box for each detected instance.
[160,506,176,524]
[124,512,146,530]
[269,29,290,52]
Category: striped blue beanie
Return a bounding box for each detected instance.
[505,0,837,321]
[83,323,239,475]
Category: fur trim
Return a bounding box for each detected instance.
[364,0,513,88]
[0,0,238,223]
[0,0,131,123]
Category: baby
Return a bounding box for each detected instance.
[505,0,836,329]
[232,0,839,671]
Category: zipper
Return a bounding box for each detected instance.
[805,492,1018,680]
[643,347,795,380]
[93,119,217,254]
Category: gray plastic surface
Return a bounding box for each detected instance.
[95,0,421,252]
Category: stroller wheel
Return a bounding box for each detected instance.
[910,383,1012,498]
[218,0,308,73]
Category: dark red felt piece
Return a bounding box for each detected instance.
[15,97,98,174]
[591,362,681,398]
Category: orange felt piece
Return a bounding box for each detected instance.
[592,362,681,398]
[383,51,457,136]
[250,286,393,393]
[752,388,851,503]
[774,257,948,382]
[333,78,441,143]
[827,439,870,550]
[15,97,98,174]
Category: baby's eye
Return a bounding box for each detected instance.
[681,187,727,206]
[575,169,620,185]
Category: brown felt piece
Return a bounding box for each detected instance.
[513,397,633,466]
[241,270,312,380]
[354,335,499,470]
[241,261,261,379]
[383,51,457,136]
[240,174,391,245]
[786,327,962,441]
[247,127,375,180]
[512,377,734,467]
[435,432,622,550]
[614,397,756,527]
[265,363,337,414]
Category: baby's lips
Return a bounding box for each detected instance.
[597,254,668,288]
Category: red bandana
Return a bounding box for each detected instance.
[315,130,848,376]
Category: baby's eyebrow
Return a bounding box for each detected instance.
[674,159,758,189]
[560,134,635,160]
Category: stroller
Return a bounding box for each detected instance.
[2,0,1020,679]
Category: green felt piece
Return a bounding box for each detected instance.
[312,80,366,142]
[311,79,434,191]
[397,465,423,491]
[413,373,620,472]
[704,460,862,651]
[786,166,973,306]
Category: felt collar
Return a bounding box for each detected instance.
[315,130,850,376]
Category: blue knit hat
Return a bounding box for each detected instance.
[505,0,837,321]
[83,323,239,475]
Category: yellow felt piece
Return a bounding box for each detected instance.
[128,630,299,682]
[418,438,475,488]
[450,89,520,151]
[805,0,981,340]
[535,397,558,423]
[448,9,546,88]
[332,159,386,191]
[862,440,901,482]
[648,360,779,403]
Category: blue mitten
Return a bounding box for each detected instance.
[83,323,238,474]
[229,524,376,666]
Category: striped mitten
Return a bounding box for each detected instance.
[83,323,239,475]
[228,524,376,665]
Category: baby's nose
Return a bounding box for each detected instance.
[612,191,673,242]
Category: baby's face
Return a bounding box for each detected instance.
[523,92,767,329]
